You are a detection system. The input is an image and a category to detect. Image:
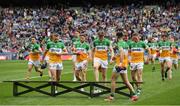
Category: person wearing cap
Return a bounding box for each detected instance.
[92,30,114,93]
[158,33,172,81]
[26,37,43,80]
[104,32,138,102]
[129,32,146,96]
[72,33,90,91]
[42,33,67,83]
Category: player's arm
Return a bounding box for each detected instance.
[109,42,114,61]
[91,46,95,66]
[62,44,68,54]
[119,47,124,67]
[41,43,50,62]
[34,44,42,53]
[42,50,48,62]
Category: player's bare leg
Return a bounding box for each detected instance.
[166,61,172,80]
[120,73,138,101]
[104,72,117,101]
[35,67,43,77]
[26,64,33,80]
[160,62,165,81]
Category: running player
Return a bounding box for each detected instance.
[158,33,172,81]
[104,32,138,102]
[147,37,158,71]
[26,37,43,80]
[170,36,179,71]
[129,33,146,95]
[42,33,67,82]
[92,30,114,92]
[72,33,90,91]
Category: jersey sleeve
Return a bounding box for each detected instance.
[86,43,90,51]
[143,42,147,48]
[61,42,65,50]
[46,42,50,50]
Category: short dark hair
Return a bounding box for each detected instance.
[116,32,124,38]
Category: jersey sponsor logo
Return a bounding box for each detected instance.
[49,48,62,54]
[96,46,108,51]
[76,48,86,52]
[131,48,144,52]
[161,46,170,50]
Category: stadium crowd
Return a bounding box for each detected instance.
[0,3,179,58]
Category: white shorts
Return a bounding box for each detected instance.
[171,58,178,64]
[45,56,49,63]
[94,57,108,69]
[159,57,171,63]
[72,55,77,62]
[28,60,40,67]
[113,66,127,74]
[75,60,88,71]
[130,62,144,70]
[149,54,156,59]
[49,63,63,70]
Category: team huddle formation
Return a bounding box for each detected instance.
[26,30,179,102]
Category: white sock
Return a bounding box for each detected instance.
[73,74,76,80]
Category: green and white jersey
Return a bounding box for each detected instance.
[129,41,146,63]
[115,40,129,67]
[46,41,65,63]
[28,43,41,61]
[93,38,110,60]
[116,40,129,55]
[158,41,172,57]
[74,41,90,62]
[29,43,41,53]
[72,37,80,45]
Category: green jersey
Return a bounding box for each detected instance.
[74,42,90,53]
[129,41,146,63]
[115,40,129,67]
[72,37,80,44]
[29,43,41,52]
[116,40,129,55]
[147,42,158,54]
[74,41,90,62]
[158,41,171,50]
[158,41,171,57]
[46,41,65,63]
[28,43,41,61]
[126,40,133,46]
[93,38,110,60]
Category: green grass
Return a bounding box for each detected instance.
[0,60,180,105]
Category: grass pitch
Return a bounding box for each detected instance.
[0,60,180,105]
